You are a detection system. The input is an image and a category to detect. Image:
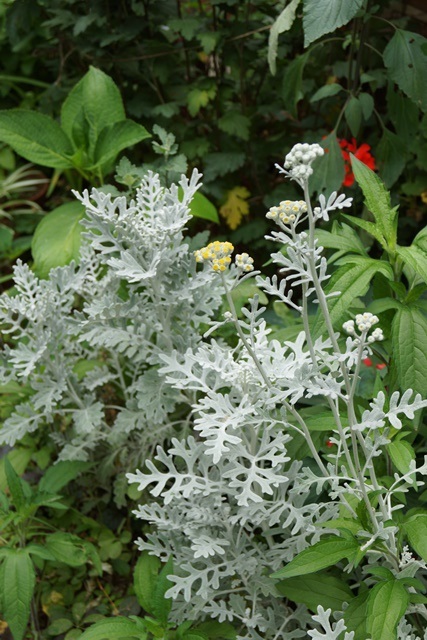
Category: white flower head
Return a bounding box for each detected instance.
[235,252,254,272]
[283,143,324,182]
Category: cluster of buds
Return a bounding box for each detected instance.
[266,200,307,225]
[194,241,234,272]
[343,313,384,343]
[235,252,254,272]
[284,143,324,180]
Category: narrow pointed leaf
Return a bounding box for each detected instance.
[271,537,359,579]
[1,549,35,640]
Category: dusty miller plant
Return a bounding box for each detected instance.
[0,170,224,499]
[127,144,427,640]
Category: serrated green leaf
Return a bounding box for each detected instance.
[0,110,74,169]
[403,514,427,562]
[45,532,88,567]
[342,214,386,246]
[396,244,427,285]
[152,556,173,625]
[93,120,150,169]
[217,111,250,141]
[47,618,74,635]
[388,440,415,475]
[345,96,362,137]
[282,52,309,117]
[133,552,161,614]
[303,0,364,46]
[384,30,427,112]
[39,461,92,495]
[0,447,33,492]
[315,222,366,256]
[276,572,353,612]
[194,621,236,639]
[366,579,408,640]
[268,0,300,74]
[343,590,369,640]
[350,153,398,247]
[391,306,427,396]
[187,86,216,117]
[310,83,343,103]
[309,132,345,195]
[4,457,25,511]
[32,201,85,278]
[271,536,359,579]
[376,128,407,188]
[26,543,56,561]
[1,549,35,640]
[78,617,144,640]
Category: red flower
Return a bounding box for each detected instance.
[363,357,373,367]
[339,138,376,187]
[376,363,387,370]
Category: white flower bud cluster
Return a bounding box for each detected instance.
[266,199,307,225]
[284,143,324,180]
[235,252,254,272]
[343,313,384,343]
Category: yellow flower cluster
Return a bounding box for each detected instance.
[194,241,234,272]
[266,200,307,224]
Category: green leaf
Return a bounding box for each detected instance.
[315,222,366,256]
[187,86,216,117]
[309,132,345,194]
[268,0,301,75]
[342,213,385,246]
[396,244,427,285]
[178,188,219,223]
[0,110,74,169]
[403,514,427,562]
[303,0,364,46]
[1,549,35,640]
[193,621,236,639]
[387,85,420,143]
[271,536,359,579]
[228,283,268,317]
[310,83,344,103]
[93,120,150,169]
[78,617,144,640]
[45,532,89,567]
[32,201,85,278]
[133,552,161,614]
[343,590,369,640]
[376,128,407,188]
[39,461,92,495]
[282,52,309,117]
[276,572,353,612]
[217,111,251,141]
[384,30,427,112]
[26,543,56,561]
[366,579,408,640]
[61,66,126,155]
[345,96,363,137]
[4,457,25,511]
[151,556,173,625]
[203,152,245,182]
[304,412,344,432]
[47,618,74,635]
[313,258,393,336]
[387,440,415,475]
[350,153,398,247]
[0,447,33,492]
[391,306,427,396]
[168,18,200,40]
[359,92,374,120]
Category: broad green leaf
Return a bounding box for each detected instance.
[396,244,427,285]
[61,66,126,155]
[359,92,374,120]
[0,110,74,169]
[178,187,219,223]
[217,111,251,141]
[341,214,386,246]
[151,556,173,625]
[228,282,268,317]
[282,52,309,117]
[271,536,358,579]
[4,457,25,511]
[304,412,343,432]
[25,543,56,561]
[39,461,92,495]
[345,96,362,137]
[309,132,345,195]
[343,590,369,640]
[384,30,427,112]
[133,552,161,614]
[93,120,150,169]
[376,128,407,188]
[0,447,33,492]
[313,258,393,336]
[268,0,301,74]
[414,226,427,253]
[203,152,245,182]
[193,621,236,639]
[187,85,216,117]
[303,0,364,46]
[366,579,408,640]
[315,222,366,256]
[78,617,144,640]
[46,619,74,635]
[276,572,353,612]
[387,440,415,475]
[1,549,35,640]
[45,532,88,567]
[391,306,427,396]
[168,17,200,40]
[387,85,420,142]
[310,83,343,103]
[367,297,401,314]
[32,201,85,278]
[350,154,398,248]
[403,514,427,562]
